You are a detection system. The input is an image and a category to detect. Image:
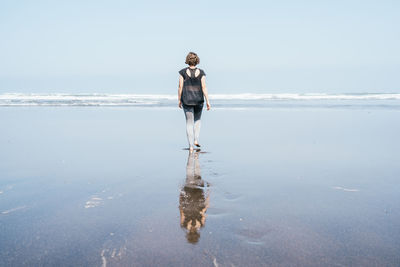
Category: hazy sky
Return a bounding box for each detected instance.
[0,0,399,93]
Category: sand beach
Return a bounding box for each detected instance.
[0,103,399,266]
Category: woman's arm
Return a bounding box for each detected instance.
[201,76,211,110]
[178,75,183,108]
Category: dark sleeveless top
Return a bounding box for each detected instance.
[179,67,206,106]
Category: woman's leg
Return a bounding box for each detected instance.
[193,105,203,145]
[183,105,195,149]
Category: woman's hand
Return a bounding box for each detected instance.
[201,77,211,111]
[179,101,182,109]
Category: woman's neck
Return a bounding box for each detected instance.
[188,66,196,69]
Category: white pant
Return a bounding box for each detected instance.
[183,104,203,147]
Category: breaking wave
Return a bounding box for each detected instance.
[0,93,399,108]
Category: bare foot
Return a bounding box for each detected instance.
[189,146,194,153]
[194,142,201,147]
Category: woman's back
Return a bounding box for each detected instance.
[179,67,206,106]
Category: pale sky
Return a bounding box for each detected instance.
[0,0,399,93]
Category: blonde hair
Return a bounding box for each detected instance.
[185,52,200,66]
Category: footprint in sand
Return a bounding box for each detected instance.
[223,192,242,201]
[207,207,229,218]
[236,228,271,246]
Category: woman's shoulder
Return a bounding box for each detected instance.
[198,68,206,76]
[178,67,188,76]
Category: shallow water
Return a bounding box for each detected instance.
[0,107,399,266]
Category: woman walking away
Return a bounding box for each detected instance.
[178,52,211,152]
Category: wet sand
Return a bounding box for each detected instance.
[0,107,400,266]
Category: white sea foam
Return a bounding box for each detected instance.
[0,93,399,107]
[210,93,400,100]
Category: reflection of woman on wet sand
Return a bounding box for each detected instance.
[179,151,209,244]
